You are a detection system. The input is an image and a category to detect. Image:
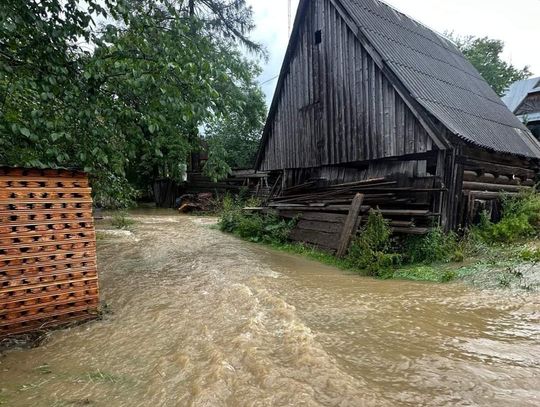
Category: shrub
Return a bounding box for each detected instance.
[218,195,295,244]
[346,210,401,277]
[404,228,460,264]
[474,191,540,242]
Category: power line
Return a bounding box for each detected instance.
[260,75,279,85]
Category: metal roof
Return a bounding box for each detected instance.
[518,112,540,123]
[337,0,540,158]
[502,77,540,113]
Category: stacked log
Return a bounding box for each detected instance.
[0,167,99,338]
[460,161,536,224]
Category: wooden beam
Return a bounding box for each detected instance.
[336,193,364,257]
[457,156,536,179]
[462,181,529,193]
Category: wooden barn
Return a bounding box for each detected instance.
[503,76,540,139]
[254,0,540,252]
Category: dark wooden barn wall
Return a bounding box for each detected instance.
[283,160,429,189]
[259,0,434,171]
[516,92,540,116]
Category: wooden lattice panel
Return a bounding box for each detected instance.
[0,167,99,338]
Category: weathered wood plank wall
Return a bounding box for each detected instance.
[516,92,540,115]
[259,0,434,171]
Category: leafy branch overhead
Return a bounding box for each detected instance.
[0,0,267,206]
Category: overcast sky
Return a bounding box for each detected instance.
[246,0,540,106]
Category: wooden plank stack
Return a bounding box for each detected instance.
[258,176,441,253]
[0,167,99,338]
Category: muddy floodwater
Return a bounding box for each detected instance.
[1,212,539,406]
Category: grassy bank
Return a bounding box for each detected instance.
[218,192,540,289]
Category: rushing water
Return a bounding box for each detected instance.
[1,212,539,406]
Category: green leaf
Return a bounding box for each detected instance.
[51,132,63,141]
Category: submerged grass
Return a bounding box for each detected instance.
[111,211,135,229]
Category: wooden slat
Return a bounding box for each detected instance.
[392,227,429,235]
[462,181,529,193]
[279,210,347,223]
[290,228,340,250]
[296,219,343,233]
[337,193,364,257]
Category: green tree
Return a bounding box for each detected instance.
[204,65,266,176]
[0,0,265,206]
[448,33,531,96]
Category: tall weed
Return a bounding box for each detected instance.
[218,195,295,244]
[404,228,461,264]
[346,210,401,277]
[474,191,540,242]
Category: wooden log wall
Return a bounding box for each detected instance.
[259,0,435,171]
[0,168,99,338]
[459,159,537,226]
[457,148,538,226]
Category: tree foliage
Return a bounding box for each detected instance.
[0,0,266,206]
[448,33,531,96]
[204,74,266,175]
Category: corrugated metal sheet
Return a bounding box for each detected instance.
[339,0,540,158]
[502,77,540,112]
[518,112,540,123]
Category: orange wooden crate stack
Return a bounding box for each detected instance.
[0,167,99,338]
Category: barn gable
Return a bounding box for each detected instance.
[257,0,443,171]
[257,0,540,172]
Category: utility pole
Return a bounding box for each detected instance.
[288,0,292,37]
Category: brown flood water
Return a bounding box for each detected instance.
[1,211,539,407]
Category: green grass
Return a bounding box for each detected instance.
[81,370,120,384]
[268,241,459,282]
[269,242,353,270]
[218,191,540,286]
[111,211,135,229]
[34,364,52,375]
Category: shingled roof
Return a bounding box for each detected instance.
[267,0,540,159]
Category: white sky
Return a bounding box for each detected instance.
[247,0,540,105]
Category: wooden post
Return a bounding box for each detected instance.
[336,193,365,257]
